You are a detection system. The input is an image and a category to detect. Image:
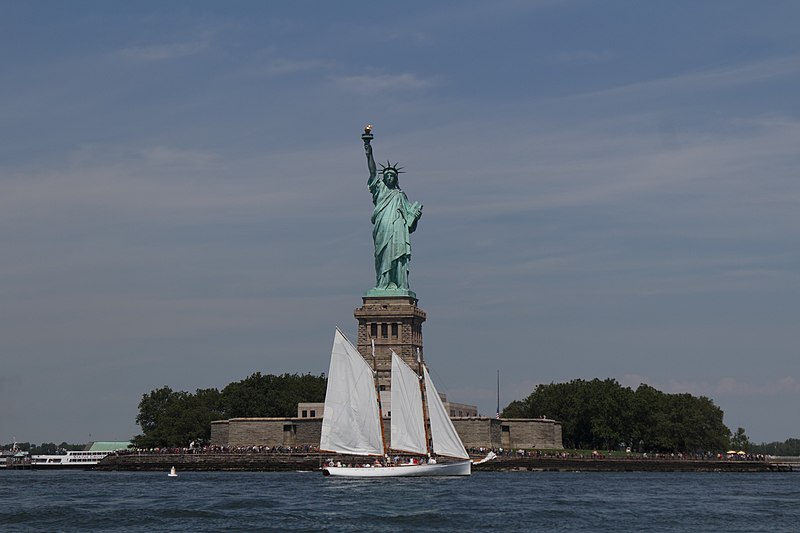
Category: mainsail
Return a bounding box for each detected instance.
[423,365,470,459]
[320,329,384,456]
[390,351,427,455]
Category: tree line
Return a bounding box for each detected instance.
[503,378,732,452]
[749,438,800,456]
[132,372,326,448]
[0,442,85,454]
[129,373,795,454]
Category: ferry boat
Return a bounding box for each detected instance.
[1,449,29,469]
[30,450,113,469]
[1,440,30,469]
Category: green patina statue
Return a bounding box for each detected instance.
[362,125,423,297]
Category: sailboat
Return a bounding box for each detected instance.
[320,329,472,477]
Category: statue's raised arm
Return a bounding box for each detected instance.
[360,125,423,297]
[363,124,377,184]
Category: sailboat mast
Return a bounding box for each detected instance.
[371,339,389,458]
[417,348,434,457]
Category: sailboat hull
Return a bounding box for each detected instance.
[323,460,471,478]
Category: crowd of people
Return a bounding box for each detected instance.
[117,444,766,462]
[119,444,320,455]
[467,447,767,461]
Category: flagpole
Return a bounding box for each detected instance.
[496,369,500,419]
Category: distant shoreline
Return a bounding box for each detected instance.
[92,453,794,473]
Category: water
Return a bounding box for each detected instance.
[1,470,797,532]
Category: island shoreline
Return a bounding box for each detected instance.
[92,453,793,472]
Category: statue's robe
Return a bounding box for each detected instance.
[369,175,419,289]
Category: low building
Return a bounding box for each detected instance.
[85,441,132,452]
[297,403,323,419]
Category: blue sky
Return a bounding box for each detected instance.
[2,1,798,445]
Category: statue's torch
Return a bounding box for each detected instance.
[362,124,374,144]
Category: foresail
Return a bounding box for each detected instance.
[423,366,470,460]
[320,329,384,456]
[390,351,427,455]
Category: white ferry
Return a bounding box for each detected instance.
[30,450,113,469]
[1,448,29,469]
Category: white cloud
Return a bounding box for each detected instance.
[333,72,438,93]
[239,56,335,78]
[548,50,614,63]
[120,41,209,61]
[138,146,219,168]
[573,54,800,102]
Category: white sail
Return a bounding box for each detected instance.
[320,329,384,456]
[390,351,427,455]
[423,366,469,459]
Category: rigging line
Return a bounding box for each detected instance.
[426,364,456,398]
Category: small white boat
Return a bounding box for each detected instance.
[320,329,472,478]
[168,466,178,477]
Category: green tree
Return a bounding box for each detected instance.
[502,399,528,418]
[750,438,800,456]
[504,378,731,452]
[132,373,326,448]
[630,384,667,451]
[37,442,57,454]
[220,372,326,418]
[730,427,750,452]
[133,387,224,448]
[135,386,178,437]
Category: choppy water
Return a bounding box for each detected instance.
[1,470,798,532]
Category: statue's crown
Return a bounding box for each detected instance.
[379,161,404,175]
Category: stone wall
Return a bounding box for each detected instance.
[212,416,562,450]
[295,419,323,446]
[501,418,563,449]
[212,418,323,448]
[452,418,502,448]
[210,420,229,446]
[553,422,563,448]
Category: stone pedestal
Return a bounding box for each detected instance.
[354,296,426,390]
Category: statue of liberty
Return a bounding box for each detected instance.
[362,125,423,296]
